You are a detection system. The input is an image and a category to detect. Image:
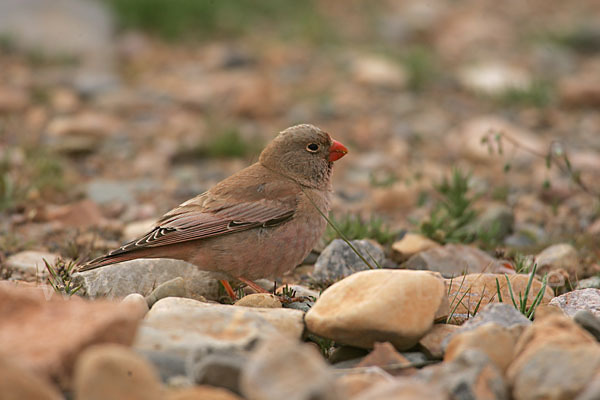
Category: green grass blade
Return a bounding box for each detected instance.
[504,274,518,309]
[495,277,503,303]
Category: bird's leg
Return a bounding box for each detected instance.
[220,280,237,301]
[237,277,270,294]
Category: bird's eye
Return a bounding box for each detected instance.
[306,143,319,152]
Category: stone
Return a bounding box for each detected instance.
[418,324,460,359]
[550,289,600,318]
[167,386,243,400]
[459,303,531,330]
[444,323,517,372]
[0,354,62,400]
[235,293,282,308]
[312,239,386,281]
[356,342,417,376]
[576,372,600,400]
[40,199,104,229]
[445,273,553,323]
[5,250,60,277]
[458,62,531,95]
[188,348,247,395]
[335,369,393,398]
[121,293,149,317]
[352,56,407,90]
[576,276,600,290]
[240,336,340,400]
[134,298,304,357]
[469,205,514,241]
[574,310,600,342]
[535,243,580,280]
[390,233,440,263]
[559,76,600,107]
[137,350,186,384]
[405,244,506,278]
[73,258,220,301]
[353,377,448,400]
[507,315,600,400]
[305,270,448,350]
[145,277,187,308]
[0,284,143,387]
[73,344,163,400]
[418,349,508,400]
[329,346,370,365]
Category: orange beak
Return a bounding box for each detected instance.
[328,139,348,162]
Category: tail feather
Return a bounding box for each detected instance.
[77,250,152,272]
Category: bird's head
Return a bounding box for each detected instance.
[259,124,348,188]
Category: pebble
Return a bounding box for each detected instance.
[421,349,508,399]
[574,310,600,342]
[549,289,600,317]
[121,293,149,317]
[73,258,220,300]
[312,239,386,281]
[234,293,282,308]
[458,62,531,95]
[334,369,392,399]
[469,205,514,241]
[418,324,460,359]
[136,350,186,384]
[576,276,600,290]
[355,342,417,376]
[353,377,448,400]
[166,386,243,400]
[352,56,407,90]
[507,315,600,400]
[535,243,580,280]
[405,244,506,278]
[5,250,60,277]
[188,347,247,395]
[145,277,187,308]
[305,270,448,350]
[134,297,305,357]
[390,233,440,263]
[240,335,340,400]
[73,344,163,400]
[458,303,531,330]
[0,283,143,387]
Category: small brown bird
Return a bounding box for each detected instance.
[80,124,348,298]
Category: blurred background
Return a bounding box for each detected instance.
[1,0,599,273]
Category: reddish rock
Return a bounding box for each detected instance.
[0,283,143,388]
[356,342,417,376]
[39,199,105,229]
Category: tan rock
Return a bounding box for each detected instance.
[391,233,440,262]
[40,199,104,229]
[305,270,447,350]
[445,273,553,323]
[73,344,163,400]
[167,386,243,400]
[241,336,339,400]
[419,324,460,358]
[444,322,517,372]
[559,76,600,107]
[535,243,580,280]
[335,369,392,398]
[352,56,407,89]
[0,87,29,113]
[0,284,143,387]
[0,354,62,400]
[356,342,417,376]
[354,377,448,400]
[46,112,117,138]
[549,289,600,318]
[121,293,149,317]
[235,293,282,308]
[507,315,600,400]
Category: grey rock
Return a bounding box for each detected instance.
[283,300,314,312]
[577,276,600,290]
[576,376,600,400]
[72,258,220,300]
[535,243,579,279]
[574,310,600,342]
[405,244,505,278]
[504,223,548,248]
[188,348,247,395]
[134,297,305,358]
[241,335,340,400]
[85,178,160,205]
[313,239,385,281]
[5,250,60,278]
[121,293,149,317]
[469,205,514,241]
[550,289,600,318]
[442,303,530,350]
[145,277,187,308]
[418,349,508,400]
[137,350,186,383]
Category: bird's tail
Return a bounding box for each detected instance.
[77,249,152,272]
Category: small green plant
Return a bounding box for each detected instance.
[401,46,437,92]
[280,284,297,298]
[306,333,335,358]
[199,129,262,159]
[420,168,478,244]
[44,258,82,296]
[324,214,395,246]
[495,262,548,320]
[498,81,554,108]
[446,274,485,323]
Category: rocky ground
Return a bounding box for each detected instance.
[1,0,600,399]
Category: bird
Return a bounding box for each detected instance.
[79,124,348,299]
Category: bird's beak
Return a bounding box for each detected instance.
[328,139,348,162]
